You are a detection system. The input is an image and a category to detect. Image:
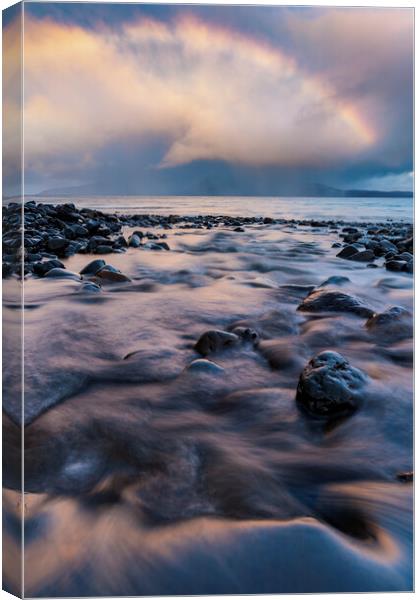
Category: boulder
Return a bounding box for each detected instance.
[296,351,367,419]
[297,289,374,318]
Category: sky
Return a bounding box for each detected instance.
[3,2,414,195]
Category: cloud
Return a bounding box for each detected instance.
[20,12,385,178]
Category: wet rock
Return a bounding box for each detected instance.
[397,471,413,483]
[95,245,114,254]
[336,245,359,259]
[331,242,341,248]
[44,268,81,280]
[33,259,65,276]
[259,339,301,370]
[80,259,106,275]
[47,236,69,252]
[144,241,170,251]
[297,289,374,318]
[194,330,240,356]
[366,263,378,268]
[186,359,225,374]
[296,351,367,419]
[128,234,142,248]
[349,250,375,262]
[96,267,131,283]
[230,326,260,345]
[78,281,102,293]
[319,276,350,287]
[365,306,412,342]
[385,260,407,272]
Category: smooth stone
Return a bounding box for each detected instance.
[194,330,240,356]
[319,276,350,287]
[128,234,142,248]
[297,289,374,318]
[47,236,69,251]
[186,359,225,374]
[96,269,131,283]
[296,351,367,419]
[95,245,114,254]
[33,259,65,276]
[80,259,106,275]
[385,260,407,272]
[44,268,81,280]
[144,241,170,251]
[365,306,412,342]
[336,245,359,259]
[331,242,341,248]
[78,281,102,293]
[349,250,375,262]
[366,263,378,268]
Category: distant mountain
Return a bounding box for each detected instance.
[36,162,413,198]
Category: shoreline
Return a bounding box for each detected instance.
[2,200,414,280]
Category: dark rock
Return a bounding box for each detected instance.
[44,268,81,280]
[366,263,378,268]
[319,275,350,287]
[349,250,375,262]
[336,245,359,259]
[47,236,69,252]
[95,245,114,254]
[186,359,225,374]
[297,289,374,318]
[128,234,142,248]
[95,267,131,283]
[33,259,65,276]
[78,281,102,293]
[331,242,341,248]
[385,260,407,272]
[397,471,413,483]
[230,326,260,345]
[296,351,367,419]
[80,259,106,275]
[365,306,412,342]
[194,330,240,356]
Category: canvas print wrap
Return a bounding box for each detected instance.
[2,2,414,597]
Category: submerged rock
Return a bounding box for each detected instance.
[297,289,374,318]
[44,268,81,280]
[296,351,367,419]
[194,330,240,356]
[78,281,102,293]
[319,275,350,287]
[230,326,260,345]
[365,306,412,342]
[186,359,225,374]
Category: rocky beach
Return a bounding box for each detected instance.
[2,199,413,595]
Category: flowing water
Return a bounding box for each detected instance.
[3,197,413,595]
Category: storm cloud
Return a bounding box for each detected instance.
[4,4,414,194]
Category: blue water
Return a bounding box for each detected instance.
[31,195,413,222]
